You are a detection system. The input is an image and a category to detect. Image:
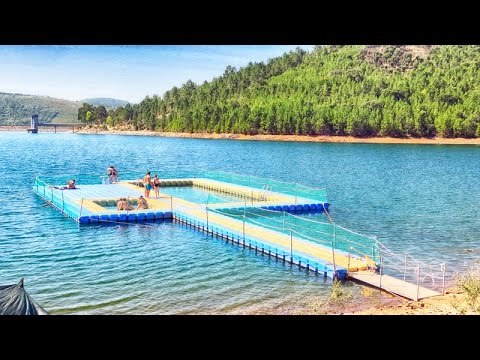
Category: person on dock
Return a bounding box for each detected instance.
[107,165,118,183]
[117,197,124,210]
[152,174,160,198]
[143,171,153,198]
[66,179,76,189]
[136,195,148,210]
[123,198,133,211]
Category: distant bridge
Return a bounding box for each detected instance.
[27,115,85,133]
[38,122,85,133]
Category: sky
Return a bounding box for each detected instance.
[0,45,313,104]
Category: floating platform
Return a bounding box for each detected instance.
[33,177,329,225]
[34,177,360,279]
[33,174,442,299]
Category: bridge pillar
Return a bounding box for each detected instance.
[28,114,39,133]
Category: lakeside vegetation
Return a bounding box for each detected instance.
[78,45,480,138]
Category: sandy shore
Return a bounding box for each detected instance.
[78,128,480,145]
[350,291,469,315]
[267,286,475,315]
[3,125,480,144]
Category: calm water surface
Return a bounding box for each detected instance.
[1,132,479,314]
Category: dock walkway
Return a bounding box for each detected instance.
[350,271,440,300]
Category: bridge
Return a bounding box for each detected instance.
[27,114,85,133]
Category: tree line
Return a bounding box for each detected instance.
[78,45,480,138]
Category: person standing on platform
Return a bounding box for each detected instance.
[152,174,160,198]
[107,165,118,183]
[142,171,153,198]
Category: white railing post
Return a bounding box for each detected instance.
[441,263,446,295]
[379,256,383,290]
[290,229,293,262]
[242,215,246,242]
[404,253,407,282]
[333,224,336,250]
[416,266,421,301]
[331,241,337,275]
[347,246,352,276]
[206,205,209,233]
[80,198,84,218]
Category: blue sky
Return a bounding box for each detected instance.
[0,45,313,104]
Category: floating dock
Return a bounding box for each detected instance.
[33,174,442,300]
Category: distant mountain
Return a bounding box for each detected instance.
[0,92,81,125]
[81,97,130,109]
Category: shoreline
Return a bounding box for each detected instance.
[3,125,480,145]
[78,128,480,145]
[267,286,473,315]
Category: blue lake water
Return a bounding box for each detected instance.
[1,132,479,314]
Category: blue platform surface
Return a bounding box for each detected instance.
[32,176,351,279]
[53,183,144,200]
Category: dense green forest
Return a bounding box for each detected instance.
[78,45,480,138]
[0,93,80,125]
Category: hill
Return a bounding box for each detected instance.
[81,97,130,109]
[0,93,80,125]
[81,45,480,138]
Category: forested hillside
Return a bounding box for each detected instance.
[78,46,480,138]
[0,93,80,125]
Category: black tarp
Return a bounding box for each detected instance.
[0,278,48,315]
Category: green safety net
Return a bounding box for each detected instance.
[210,206,380,263]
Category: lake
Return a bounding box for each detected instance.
[1,132,479,314]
